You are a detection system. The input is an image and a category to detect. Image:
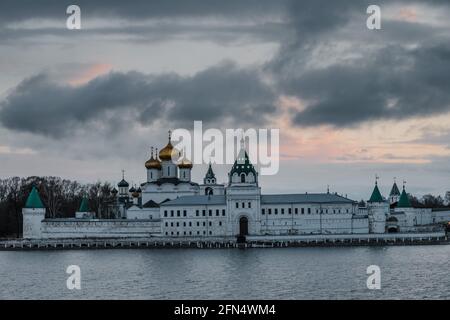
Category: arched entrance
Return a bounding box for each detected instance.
[239,216,248,236]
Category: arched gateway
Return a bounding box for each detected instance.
[239,216,249,236]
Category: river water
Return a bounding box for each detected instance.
[0,245,448,299]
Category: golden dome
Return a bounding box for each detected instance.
[145,147,162,169]
[159,131,180,161]
[178,158,193,169]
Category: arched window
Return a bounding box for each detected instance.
[240,173,246,183]
[205,187,213,195]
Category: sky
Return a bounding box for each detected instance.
[0,0,450,201]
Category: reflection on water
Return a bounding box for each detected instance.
[0,246,448,299]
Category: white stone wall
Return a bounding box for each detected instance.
[432,210,450,223]
[127,207,160,220]
[41,219,161,238]
[160,205,227,237]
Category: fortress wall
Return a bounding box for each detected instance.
[41,219,161,239]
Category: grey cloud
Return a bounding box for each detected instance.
[286,43,450,127]
[0,62,276,137]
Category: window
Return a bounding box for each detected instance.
[183,210,187,217]
[189,231,192,235]
[275,209,278,215]
[202,210,206,216]
[222,210,226,216]
[248,202,251,208]
[189,222,192,227]
[268,209,272,215]
[301,208,304,214]
[165,222,168,227]
[170,222,173,227]
[262,209,265,215]
[240,173,246,183]
[209,221,212,226]
[242,202,245,208]
[281,208,285,214]
[196,210,199,216]
[164,210,168,217]
[176,222,179,227]
[209,231,212,235]
[308,208,311,214]
[203,222,206,227]
[216,210,219,216]
[219,221,222,226]
[197,222,200,227]
[183,222,186,227]
[236,202,239,208]
[177,210,180,217]
[288,208,292,214]
[170,210,174,217]
[197,231,200,235]
[209,210,212,216]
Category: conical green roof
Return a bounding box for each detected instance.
[389,182,400,196]
[78,197,90,212]
[368,183,384,202]
[205,163,216,179]
[25,186,44,209]
[230,150,257,176]
[397,187,411,208]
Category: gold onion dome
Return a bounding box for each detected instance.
[159,130,180,161]
[145,147,162,169]
[178,147,193,169]
[178,157,193,169]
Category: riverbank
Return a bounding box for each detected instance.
[0,231,447,250]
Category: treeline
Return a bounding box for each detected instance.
[0,177,116,238]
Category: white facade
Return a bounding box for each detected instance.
[21,134,448,240]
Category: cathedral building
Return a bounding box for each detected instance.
[21,131,450,239]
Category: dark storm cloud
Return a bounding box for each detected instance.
[284,42,450,128]
[0,62,276,137]
[2,0,450,133]
[0,0,286,25]
[264,0,450,128]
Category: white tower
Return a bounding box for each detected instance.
[22,186,46,239]
[367,179,388,234]
[200,162,225,195]
[226,138,261,237]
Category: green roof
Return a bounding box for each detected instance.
[78,197,90,212]
[205,163,216,179]
[397,188,411,208]
[389,182,400,196]
[25,186,44,209]
[230,149,257,176]
[368,183,384,202]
